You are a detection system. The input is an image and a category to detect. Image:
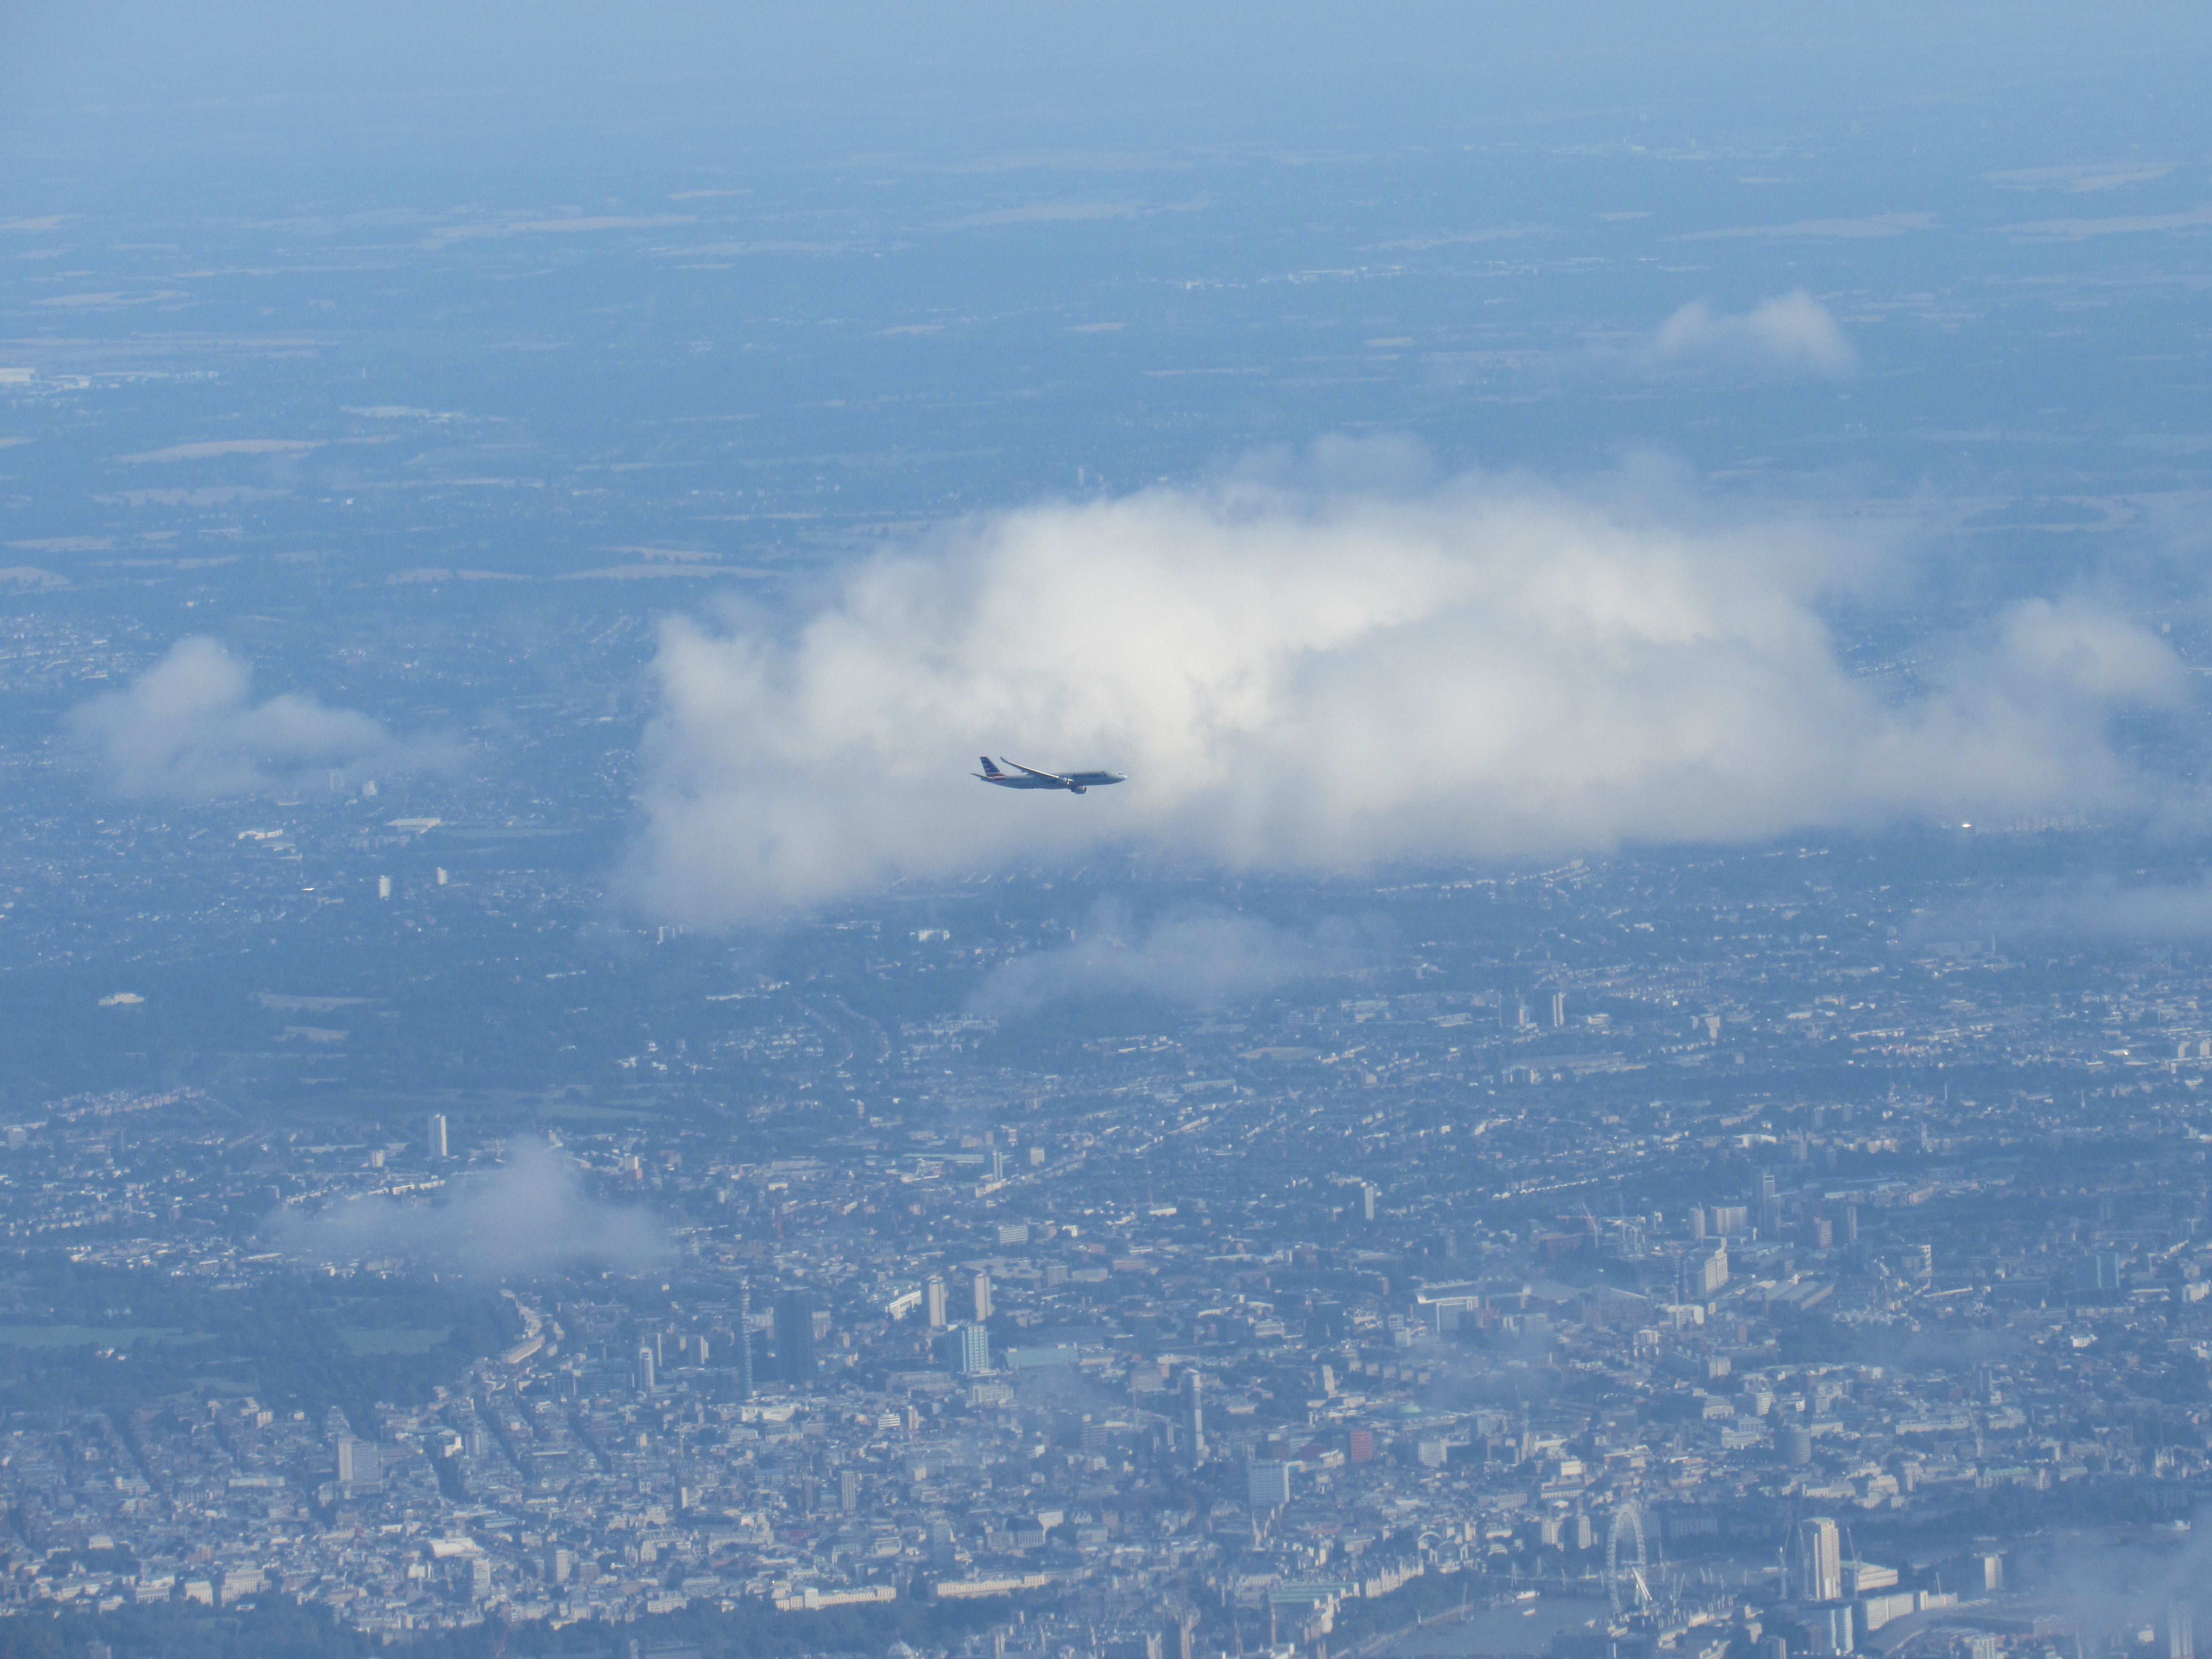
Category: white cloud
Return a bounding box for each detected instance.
[1366,224,1551,252]
[119,438,322,463]
[64,636,437,799]
[422,214,696,249]
[934,201,1149,229]
[973,902,1356,1017]
[1983,879,2212,946]
[1985,162,2172,193]
[271,1139,664,1279]
[622,445,2189,922]
[1644,290,1858,377]
[2000,204,2212,241]
[1991,598,2192,704]
[1673,212,1935,241]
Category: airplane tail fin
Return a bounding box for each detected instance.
[978,756,1002,777]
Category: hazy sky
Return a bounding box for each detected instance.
[11,1,2212,914]
[8,3,2202,170]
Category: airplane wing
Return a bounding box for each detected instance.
[1000,758,1070,784]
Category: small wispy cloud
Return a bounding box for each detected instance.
[119,439,323,464]
[271,1139,665,1279]
[1367,224,1550,252]
[932,198,1206,231]
[1643,290,1858,378]
[2000,204,2212,241]
[1673,212,1934,242]
[1985,162,2172,193]
[1916,875,2212,949]
[63,636,451,800]
[32,290,190,311]
[423,214,695,249]
[972,902,1358,1017]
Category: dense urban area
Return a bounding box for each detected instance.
[1,673,2211,1659]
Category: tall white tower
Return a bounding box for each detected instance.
[1794,1516,1842,1602]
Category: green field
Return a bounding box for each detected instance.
[0,1253,519,1425]
[0,1326,193,1348]
[338,1326,450,1355]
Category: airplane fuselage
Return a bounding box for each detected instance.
[975,757,1125,794]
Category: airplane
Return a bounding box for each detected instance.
[975,756,1126,795]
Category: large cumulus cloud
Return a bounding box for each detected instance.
[623,448,2189,920]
